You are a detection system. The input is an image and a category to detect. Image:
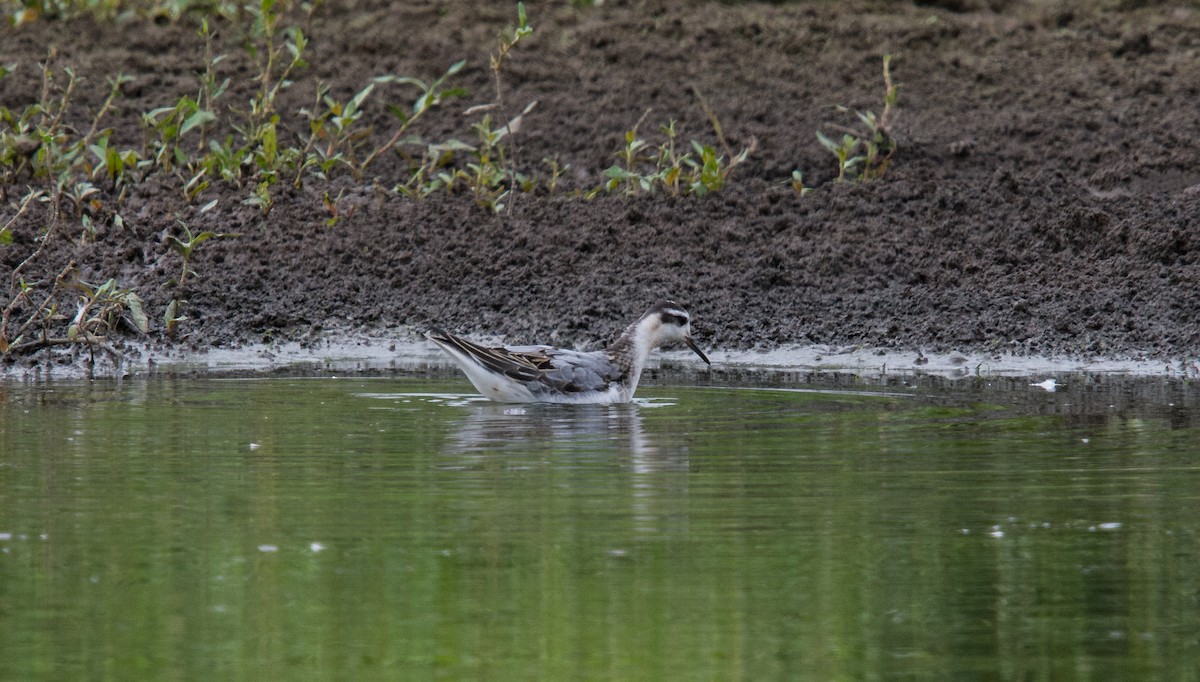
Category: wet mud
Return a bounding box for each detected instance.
[2,1,1199,375]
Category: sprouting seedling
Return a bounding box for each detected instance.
[815,54,898,182]
[861,53,898,180]
[459,2,536,212]
[489,1,532,106]
[603,109,654,194]
[791,170,812,196]
[322,188,354,227]
[165,221,236,339]
[816,130,864,181]
[692,87,754,192]
[196,18,229,153]
[602,106,753,197]
[67,277,148,341]
[543,156,568,193]
[168,220,236,287]
[360,60,468,172]
[295,80,377,185]
[244,0,308,138]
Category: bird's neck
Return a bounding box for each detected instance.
[608,316,658,391]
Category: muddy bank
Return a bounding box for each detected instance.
[2,1,1199,376]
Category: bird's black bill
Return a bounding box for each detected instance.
[685,336,711,365]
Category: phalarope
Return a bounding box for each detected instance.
[427,300,710,404]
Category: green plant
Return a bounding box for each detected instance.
[393,138,471,199]
[321,188,352,227]
[140,22,225,196]
[790,170,812,196]
[239,0,308,209]
[387,4,536,211]
[67,276,148,342]
[168,220,235,287]
[487,1,532,107]
[164,220,236,338]
[195,18,229,151]
[814,54,898,183]
[543,156,568,194]
[0,54,134,236]
[449,2,536,212]
[5,0,244,25]
[0,259,144,358]
[142,93,213,173]
[602,111,752,197]
[815,130,863,182]
[295,81,376,185]
[359,61,467,173]
[143,0,306,209]
[463,100,537,212]
[242,0,307,138]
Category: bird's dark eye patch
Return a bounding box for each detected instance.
[661,312,689,326]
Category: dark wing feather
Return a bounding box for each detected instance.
[427,329,545,383]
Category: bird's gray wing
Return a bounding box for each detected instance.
[429,330,620,393]
[533,349,623,394]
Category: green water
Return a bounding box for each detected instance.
[1,375,1198,680]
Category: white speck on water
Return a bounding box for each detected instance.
[1096,522,1121,531]
[249,442,261,450]
[1081,437,1090,444]
[990,525,1005,538]
[310,542,326,553]
[607,549,628,558]
[0,532,11,541]
[960,528,970,534]
[257,544,279,553]
[1031,379,1058,392]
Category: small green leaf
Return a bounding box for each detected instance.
[816,130,836,152]
[180,110,217,136]
[126,293,149,334]
[384,104,410,125]
[348,83,375,114]
[603,165,632,180]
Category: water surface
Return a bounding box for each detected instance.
[1,375,1198,680]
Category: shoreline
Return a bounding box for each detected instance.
[3,332,1195,382]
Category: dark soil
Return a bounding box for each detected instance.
[3,1,1200,370]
